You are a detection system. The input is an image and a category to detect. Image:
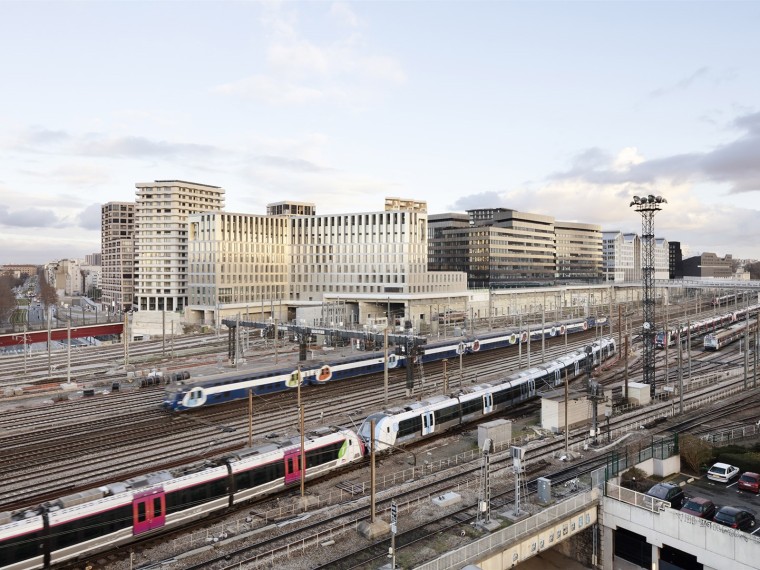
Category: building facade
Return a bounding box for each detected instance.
[555,221,603,283]
[133,180,225,312]
[429,209,605,288]
[654,238,670,280]
[668,241,683,279]
[682,252,735,279]
[186,199,467,324]
[101,202,135,312]
[0,264,38,278]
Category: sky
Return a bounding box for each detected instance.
[2,1,760,265]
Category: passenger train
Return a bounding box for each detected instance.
[704,320,759,351]
[163,316,607,412]
[1,338,616,570]
[654,303,760,349]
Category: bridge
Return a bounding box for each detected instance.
[0,322,124,347]
[415,490,600,569]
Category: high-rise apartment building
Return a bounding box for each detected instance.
[101,202,135,311]
[134,180,225,312]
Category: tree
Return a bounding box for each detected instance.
[38,271,58,309]
[0,276,16,326]
[747,261,760,280]
[679,434,713,474]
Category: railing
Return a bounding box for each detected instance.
[605,482,670,513]
[700,423,760,445]
[413,490,600,570]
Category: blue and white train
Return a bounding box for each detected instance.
[1,338,616,570]
[163,316,606,411]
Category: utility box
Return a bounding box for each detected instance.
[627,382,652,406]
[478,419,512,449]
[537,477,552,504]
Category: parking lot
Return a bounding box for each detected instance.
[676,471,760,534]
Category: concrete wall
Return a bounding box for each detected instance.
[603,496,760,570]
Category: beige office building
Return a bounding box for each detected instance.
[134,180,225,312]
[186,198,467,324]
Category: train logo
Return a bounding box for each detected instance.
[317,365,332,382]
[287,370,302,388]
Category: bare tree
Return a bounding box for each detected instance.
[679,434,713,475]
[747,261,760,280]
[37,270,58,309]
[0,276,16,327]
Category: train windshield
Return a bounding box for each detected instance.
[358,413,386,443]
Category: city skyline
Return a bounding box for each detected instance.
[2,1,760,264]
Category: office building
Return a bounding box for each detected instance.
[555,221,603,283]
[186,198,467,324]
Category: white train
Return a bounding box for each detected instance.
[359,337,616,452]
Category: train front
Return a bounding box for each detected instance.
[358,412,394,453]
[162,377,192,411]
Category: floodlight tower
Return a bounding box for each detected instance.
[629,195,667,398]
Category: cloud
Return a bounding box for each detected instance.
[0,206,64,228]
[650,66,710,98]
[213,3,404,106]
[5,127,223,162]
[549,111,760,194]
[330,2,360,28]
[77,203,102,230]
[250,154,327,173]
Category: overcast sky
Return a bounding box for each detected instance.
[2,1,760,265]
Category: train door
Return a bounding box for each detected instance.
[421,411,435,436]
[519,379,536,401]
[284,449,302,485]
[132,488,166,535]
[482,393,493,414]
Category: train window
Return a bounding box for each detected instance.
[306,440,345,468]
[137,502,146,523]
[461,399,482,415]
[435,405,459,424]
[398,416,422,437]
[48,505,132,550]
[154,497,163,517]
[0,527,44,564]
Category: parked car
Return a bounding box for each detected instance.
[707,462,740,483]
[680,497,717,519]
[738,472,760,493]
[646,482,685,509]
[713,506,756,530]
